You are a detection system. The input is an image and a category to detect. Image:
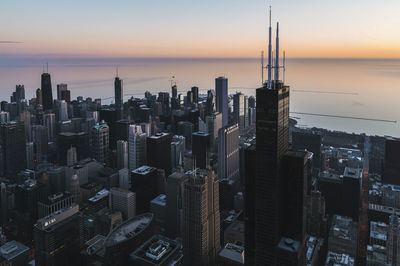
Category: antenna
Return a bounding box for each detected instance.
[42,64,45,73]
[261,51,264,86]
[283,51,286,83]
[116,66,119,77]
[46,62,48,73]
[267,6,272,89]
[275,22,279,82]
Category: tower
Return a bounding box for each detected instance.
[41,71,53,111]
[128,124,147,170]
[183,169,220,265]
[90,121,110,164]
[115,72,123,119]
[109,187,136,220]
[218,124,240,182]
[146,133,172,176]
[215,77,228,127]
[116,140,128,170]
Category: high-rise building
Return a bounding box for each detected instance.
[58,100,68,121]
[0,122,26,179]
[36,88,43,106]
[117,140,128,170]
[171,84,178,99]
[26,142,34,170]
[183,169,220,265]
[206,112,222,151]
[383,138,400,185]
[115,75,123,119]
[233,92,247,131]
[215,77,228,127]
[32,125,48,161]
[18,110,31,141]
[0,111,10,123]
[90,122,109,164]
[131,166,161,214]
[254,80,290,265]
[43,112,56,142]
[14,85,25,102]
[206,89,216,115]
[67,146,77,166]
[57,84,68,101]
[128,124,147,170]
[192,132,210,169]
[191,86,199,103]
[388,213,400,265]
[171,135,185,170]
[342,167,362,221]
[34,204,80,266]
[218,124,240,181]
[147,133,172,176]
[166,171,188,238]
[109,187,136,220]
[41,72,53,111]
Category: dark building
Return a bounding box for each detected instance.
[171,84,178,99]
[41,72,53,111]
[34,204,80,266]
[281,151,308,241]
[90,122,110,164]
[191,86,199,103]
[115,76,123,119]
[0,121,27,180]
[317,171,344,215]
[99,109,118,150]
[292,131,322,170]
[58,132,89,163]
[383,138,400,185]
[131,166,160,214]
[254,81,290,265]
[166,171,187,238]
[192,132,210,169]
[115,119,135,142]
[244,145,256,266]
[215,77,228,127]
[147,133,172,176]
[276,237,305,266]
[342,167,362,221]
[15,179,48,222]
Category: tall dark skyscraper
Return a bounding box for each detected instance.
[115,75,123,119]
[215,77,228,127]
[171,84,178,98]
[41,72,53,111]
[146,133,172,176]
[191,86,199,104]
[192,132,210,169]
[254,80,290,265]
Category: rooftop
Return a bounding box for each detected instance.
[151,194,167,207]
[218,243,245,264]
[132,165,157,175]
[325,251,354,266]
[130,234,181,265]
[370,221,387,241]
[344,167,362,179]
[36,204,79,230]
[277,237,301,254]
[88,189,109,203]
[148,132,169,139]
[0,241,29,261]
[104,213,153,247]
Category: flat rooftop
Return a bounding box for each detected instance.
[325,251,354,266]
[132,165,156,175]
[0,241,29,261]
[370,221,387,242]
[148,132,169,139]
[218,243,244,264]
[130,234,180,265]
[344,167,363,179]
[151,194,166,207]
[88,189,109,203]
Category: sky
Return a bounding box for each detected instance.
[1,0,400,59]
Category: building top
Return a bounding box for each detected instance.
[330,215,357,242]
[0,241,29,261]
[148,132,169,140]
[344,167,363,179]
[35,204,79,230]
[381,183,400,192]
[370,221,387,241]
[85,235,106,256]
[325,251,354,266]
[151,194,166,207]
[192,132,209,137]
[104,213,153,247]
[318,171,342,183]
[306,236,323,264]
[132,165,157,175]
[88,189,109,203]
[277,237,301,254]
[41,192,72,205]
[130,234,181,265]
[218,243,245,264]
[93,122,108,130]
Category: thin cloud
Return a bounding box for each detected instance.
[0,41,23,44]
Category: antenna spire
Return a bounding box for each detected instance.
[116,66,119,77]
[46,62,48,73]
[275,22,279,82]
[267,6,272,89]
[261,50,264,86]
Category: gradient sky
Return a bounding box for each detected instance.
[1,0,400,59]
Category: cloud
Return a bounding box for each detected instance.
[0,41,23,44]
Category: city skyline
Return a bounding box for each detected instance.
[1,0,400,59]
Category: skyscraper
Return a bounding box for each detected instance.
[116,140,128,170]
[41,72,53,111]
[57,84,68,101]
[191,86,199,103]
[233,92,247,131]
[90,122,110,164]
[166,171,188,238]
[218,124,240,181]
[115,75,123,119]
[34,204,80,266]
[147,133,172,176]
[43,112,56,142]
[109,187,136,220]
[388,213,400,265]
[215,77,228,127]
[0,122,26,179]
[171,84,178,98]
[32,125,48,161]
[67,146,77,166]
[183,169,220,265]
[192,132,210,169]
[128,124,147,170]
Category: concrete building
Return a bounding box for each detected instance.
[218,124,240,182]
[129,124,147,170]
[109,187,136,220]
[117,140,128,170]
[90,121,109,164]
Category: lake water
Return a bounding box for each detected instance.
[0,58,399,137]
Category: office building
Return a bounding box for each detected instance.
[215,77,228,127]
[109,187,136,220]
[328,215,359,259]
[233,92,247,131]
[0,122,26,179]
[115,119,135,142]
[26,142,34,170]
[147,133,172,176]
[115,75,123,119]
[217,243,245,266]
[276,237,305,266]
[171,84,178,99]
[218,124,240,181]
[0,112,9,123]
[183,169,220,265]
[67,146,77,166]
[150,194,167,228]
[90,122,109,164]
[31,125,48,161]
[171,135,185,170]
[119,168,130,189]
[383,138,400,185]
[117,140,128,170]
[388,213,400,265]
[191,86,199,103]
[38,191,74,218]
[41,72,53,111]
[57,100,68,121]
[343,167,362,221]
[0,241,29,266]
[43,112,56,142]
[34,204,80,266]
[57,83,67,101]
[131,166,161,214]
[192,132,210,169]
[129,124,147,170]
[166,171,187,238]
